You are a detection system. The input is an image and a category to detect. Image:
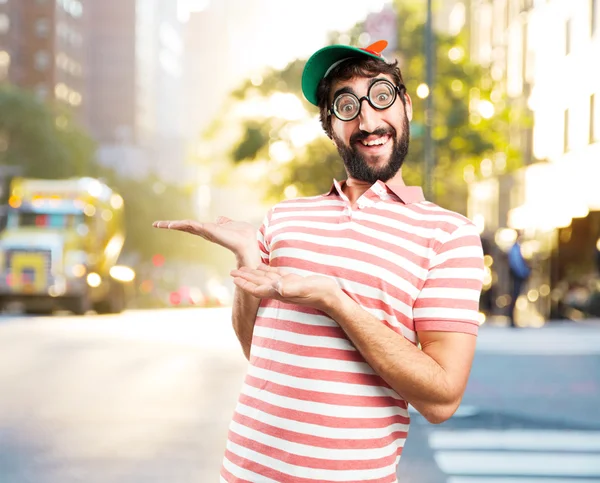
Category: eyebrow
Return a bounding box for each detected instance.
[331,77,391,103]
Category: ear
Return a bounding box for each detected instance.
[403,93,413,122]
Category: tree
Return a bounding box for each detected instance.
[199,3,527,214]
[0,85,96,178]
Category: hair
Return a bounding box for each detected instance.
[316,57,407,138]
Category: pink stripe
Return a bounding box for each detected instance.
[244,374,403,408]
[271,257,416,305]
[250,355,392,389]
[271,238,426,284]
[251,336,364,362]
[238,393,410,428]
[224,449,398,483]
[227,430,398,471]
[232,411,407,450]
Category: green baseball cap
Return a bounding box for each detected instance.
[301,40,389,106]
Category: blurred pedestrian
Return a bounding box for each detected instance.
[154,39,485,482]
[507,232,531,327]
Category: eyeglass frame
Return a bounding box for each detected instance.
[327,79,407,122]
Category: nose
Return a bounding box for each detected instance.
[357,98,379,132]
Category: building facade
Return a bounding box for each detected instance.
[0,0,86,118]
[468,0,600,322]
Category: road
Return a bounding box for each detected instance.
[0,309,599,483]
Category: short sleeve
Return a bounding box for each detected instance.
[257,208,273,265]
[413,222,485,335]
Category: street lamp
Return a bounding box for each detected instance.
[424,0,434,202]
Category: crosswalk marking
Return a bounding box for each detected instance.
[429,429,600,481]
[476,327,600,355]
[434,452,600,477]
[429,430,600,451]
[447,478,596,483]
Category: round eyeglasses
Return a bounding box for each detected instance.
[328,80,406,122]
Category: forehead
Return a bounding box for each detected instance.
[330,74,395,96]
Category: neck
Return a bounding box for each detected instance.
[342,169,405,204]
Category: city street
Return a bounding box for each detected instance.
[0,309,599,483]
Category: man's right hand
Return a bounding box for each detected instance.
[152,217,260,267]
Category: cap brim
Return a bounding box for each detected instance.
[301,45,383,106]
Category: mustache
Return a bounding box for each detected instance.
[350,128,395,144]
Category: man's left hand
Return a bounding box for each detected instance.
[230,264,340,312]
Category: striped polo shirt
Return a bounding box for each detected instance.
[221,179,485,483]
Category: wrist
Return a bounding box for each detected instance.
[236,250,261,269]
[320,286,347,316]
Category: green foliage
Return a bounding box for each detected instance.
[232,121,270,162]
[0,85,96,178]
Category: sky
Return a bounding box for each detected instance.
[180,0,392,78]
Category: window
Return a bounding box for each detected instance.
[35,18,50,38]
[592,94,598,143]
[564,108,570,153]
[565,19,571,56]
[34,50,50,71]
[0,13,9,35]
[592,0,598,36]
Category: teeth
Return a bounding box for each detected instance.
[361,137,388,146]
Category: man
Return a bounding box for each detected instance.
[507,232,531,327]
[154,40,484,482]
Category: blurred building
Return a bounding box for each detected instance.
[86,0,188,183]
[0,0,86,119]
[467,0,600,322]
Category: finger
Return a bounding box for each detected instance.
[232,278,279,299]
[153,220,173,229]
[230,270,274,287]
[233,267,280,280]
[154,220,213,240]
[257,263,288,275]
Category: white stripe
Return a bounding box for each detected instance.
[426,267,484,280]
[274,199,344,209]
[229,419,397,461]
[280,265,416,325]
[270,218,433,259]
[364,202,465,226]
[256,287,418,343]
[252,326,356,350]
[226,439,397,481]
[434,451,600,476]
[222,455,280,483]
[418,287,482,301]
[251,345,376,375]
[429,430,600,452]
[257,306,338,327]
[413,307,480,322]
[271,247,422,298]
[271,230,428,278]
[382,203,468,227]
[235,402,409,439]
[431,245,484,266]
[247,364,402,400]
[272,209,344,220]
[241,383,410,419]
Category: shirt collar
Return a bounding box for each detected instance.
[326,179,425,205]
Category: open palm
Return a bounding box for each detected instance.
[153,217,258,262]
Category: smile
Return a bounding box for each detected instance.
[359,135,391,147]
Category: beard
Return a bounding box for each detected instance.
[333,112,410,184]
